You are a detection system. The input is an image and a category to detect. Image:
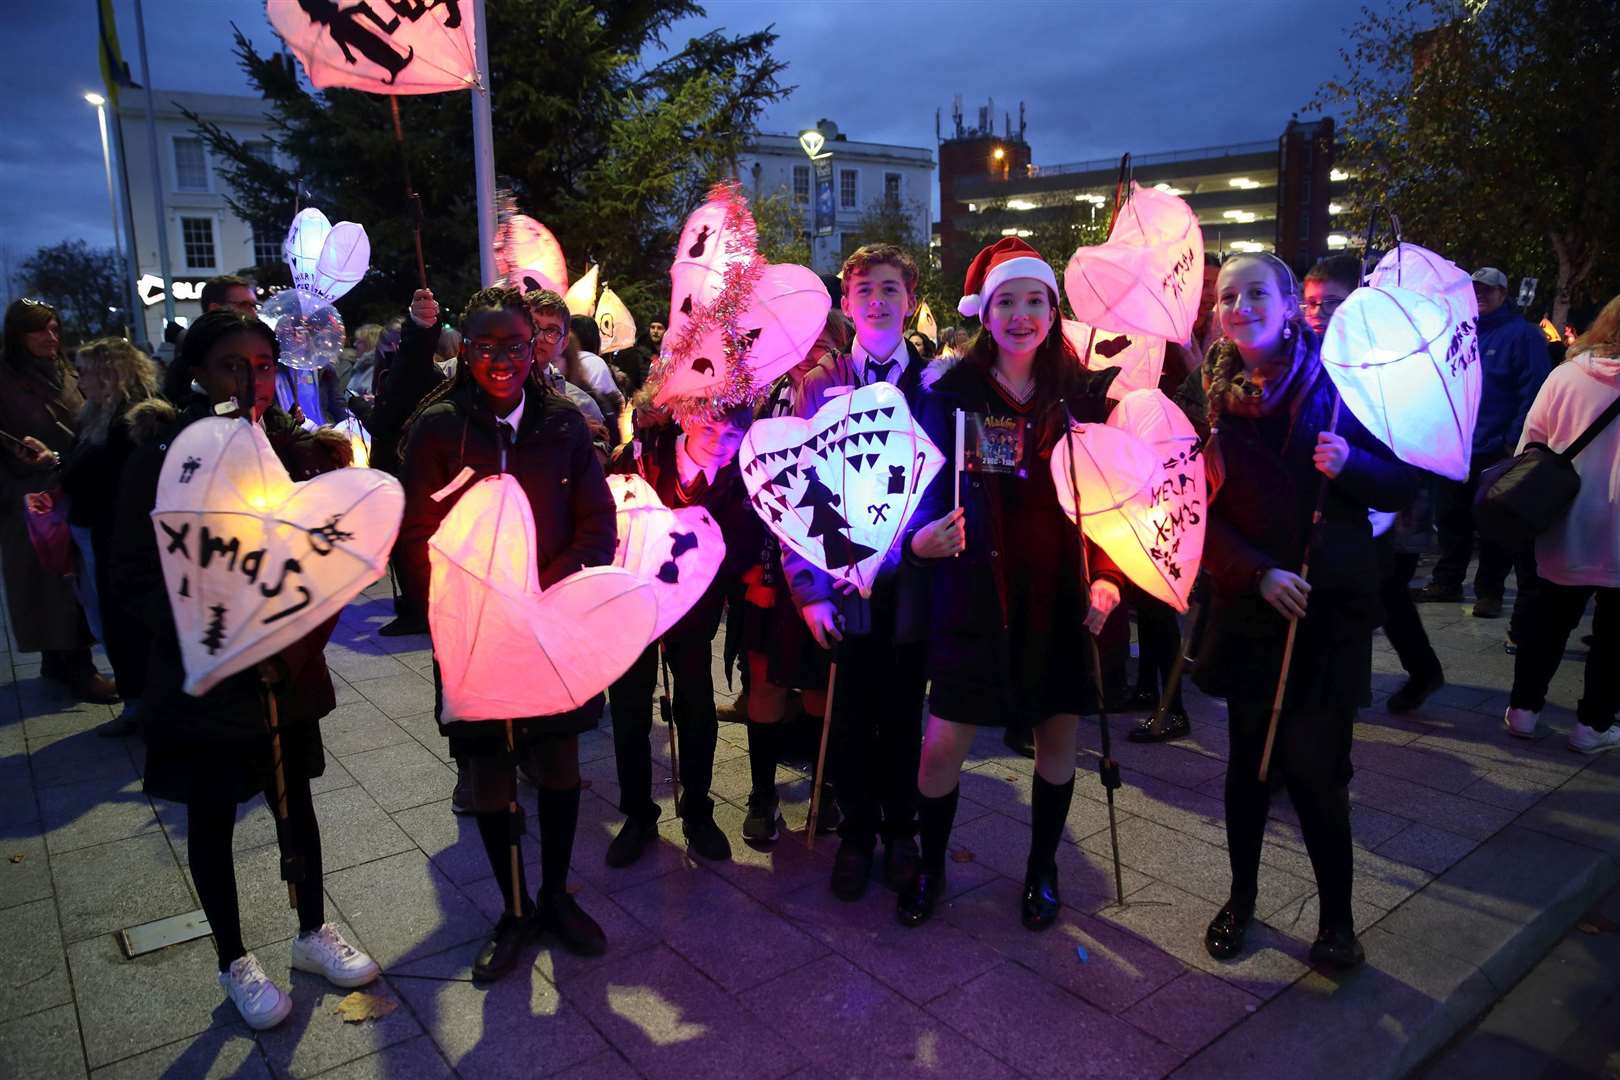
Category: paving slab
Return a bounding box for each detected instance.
[40,776,160,854]
[66,934,240,1069]
[88,1026,269,1079]
[953,808,1150,914]
[25,725,139,788]
[349,671,438,721]
[341,740,457,812]
[0,833,52,910]
[0,896,71,1020]
[322,850,489,969]
[1120,968,1260,1055]
[0,1002,88,1080]
[310,784,419,873]
[318,701,415,759]
[51,830,194,943]
[1373,820,1482,876]
[309,1036,455,1080]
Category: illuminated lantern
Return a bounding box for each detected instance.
[1065,182,1205,343]
[1055,388,1205,611]
[1063,318,1167,402]
[284,208,370,304]
[565,264,599,318]
[595,287,637,354]
[265,0,478,95]
[334,416,372,469]
[606,475,727,638]
[152,417,404,695]
[739,382,943,597]
[649,182,832,418]
[428,474,657,719]
[914,302,938,346]
[495,212,568,294]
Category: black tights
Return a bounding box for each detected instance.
[188,774,324,971]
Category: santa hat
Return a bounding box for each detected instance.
[957,237,1058,319]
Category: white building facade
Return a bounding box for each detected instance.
[115,90,279,345]
[735,120,934,276]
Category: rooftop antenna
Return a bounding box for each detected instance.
[978,105,987,133]
[935,107,941,143]
[953,94,964,138]
[1019,101,1027,141]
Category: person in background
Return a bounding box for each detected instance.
[1504,293,1620,752]
[198,275,258,316]
[566,315,625,436]
[433,326,463,375]
[0,298,116,703]
[1420,267,1551,619]
[647,319,666,352]
[906,330,937,361]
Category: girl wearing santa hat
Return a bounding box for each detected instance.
[898,237,1123,930]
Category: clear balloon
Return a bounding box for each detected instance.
[261,288,346,371]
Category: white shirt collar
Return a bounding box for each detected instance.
[853,337,908,385]
[674,433,718,489]
[496,389,525,434]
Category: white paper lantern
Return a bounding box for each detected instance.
[283,207,370,305]
[607,475,727,639]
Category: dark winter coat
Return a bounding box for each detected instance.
[397,377,617,751]
[61,413,147,694]
[1473,301,1552,458]
[1196,353,1417,716]
[111,396,347,803]
[368,317,442,475]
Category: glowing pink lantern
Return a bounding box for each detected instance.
[1053,389,1206,611]
[265,0,479,95]
[495,213,568,295]
[428,475,657,720]
[739,382,943,597]
[1063,319,1167,402]
[1065,182,1205,343]
[607,475,727,638]
[153,417,404,695]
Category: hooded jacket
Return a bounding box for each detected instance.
[1473,302,1552,459]
[1518,351,1620,587]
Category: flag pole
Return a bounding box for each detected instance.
[131,0,175,332]
[470,0,496,285]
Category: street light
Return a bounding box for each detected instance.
[84,90,126,333]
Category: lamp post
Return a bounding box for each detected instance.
[85,92,131,337]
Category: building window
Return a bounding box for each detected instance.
[884,172,902,208]
[840,169,857,209]
[793,165,810,206]
[173,137,209,192]
[181,217,216,271]
[251,220,281,266]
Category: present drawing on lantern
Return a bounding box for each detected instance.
[151,417,404,695]
[1065,182,1206,345]
[606,475,727,639]
[739,382,944,598]
[428,474,658,721]
[265,0,479,95]
[1321,242,1482,482]
[1052,389,1206,612]
[647,182,831,417]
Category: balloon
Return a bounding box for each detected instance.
[283,208,370,304]
[606,475,727,639]
[265,0,480,96]
[261,288,345,371]
[428,474,658,721]
[565,264,600,318]
[739,382,944,598]
[1063,319,1167,402]
[1051,389,1205,612]
[595,287,637,354]
[152,417,403,695]
[495,213,568,293]
[1321,284,1475,481]
[1065,182,1205,343]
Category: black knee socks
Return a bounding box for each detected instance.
[916,787,960,872]
[475,808,530,917]
[746,720,779,802]
[1028,773,1074,877]
[537,784,581,902]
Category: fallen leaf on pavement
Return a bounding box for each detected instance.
[333,991,397,1023]
[8,854,24,864]
[950,847,975,864]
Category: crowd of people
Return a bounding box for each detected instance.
[3,232,1615,1032]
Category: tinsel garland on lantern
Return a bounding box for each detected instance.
[645,180,769,421]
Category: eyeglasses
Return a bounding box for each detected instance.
[534,327,565,346]
[1301,298,1345,315]
[467,339,534,362]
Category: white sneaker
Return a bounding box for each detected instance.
[1504,707,1539,739]
[1568,722,1620,755]
[290,923,380,988]
[219,954,292,1031]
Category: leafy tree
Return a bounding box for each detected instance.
[189,1,789,329]
[16,240,127,344]
[751,185,810,269]
[1314,0,1620,322]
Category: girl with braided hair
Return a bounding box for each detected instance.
[397,286,617,980]
[1195,253,1414,971]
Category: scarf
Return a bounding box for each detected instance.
[1201,326,1321,495]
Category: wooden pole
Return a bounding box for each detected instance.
[659,645,680,815]
[1150,594,1203,729]
[262,680,297,910]
[1258,394,1342,782]
[504,720,522,916]
[389,96,429,290]
[804,661,839,849]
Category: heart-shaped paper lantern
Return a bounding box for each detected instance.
[1090,389,1205,610]
[595,287,637,354]
[1321,284,1474,481]
[1065,182,1205,343]
[606,475,727,639]
[1063,319,1167,402]
[565,264,599,318]
[261,289,345,372]
[739,382,943,597]
[283,208,370,304]
[495,213,568,293]
[152,417,404,695]
[428,474,657,720]
[266,0,479,96]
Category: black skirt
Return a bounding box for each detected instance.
[143,720,326,806]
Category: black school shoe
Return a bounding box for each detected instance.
[1204,899,1254,960]
[1021,865,1061,931]
[1387,669,1445,714]
[605,816,658,869]
[896,868,946,928]
[1309,925,1365,971]
[1128,706,1191,743]
[1472,594,1504,619]
[1412,583,1463,603]
[683,812,732,861]
[830,840,873,902]
[473,912,531,981]
[533,892,606,957]
[883,837,921,893]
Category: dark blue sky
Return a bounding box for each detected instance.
[0,0,1381,289]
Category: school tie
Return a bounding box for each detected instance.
[864,357,899,386]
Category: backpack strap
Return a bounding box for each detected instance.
[1559,390,1620,461]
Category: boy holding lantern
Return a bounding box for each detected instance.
[604,403,764,865]
[784,243,933,902]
